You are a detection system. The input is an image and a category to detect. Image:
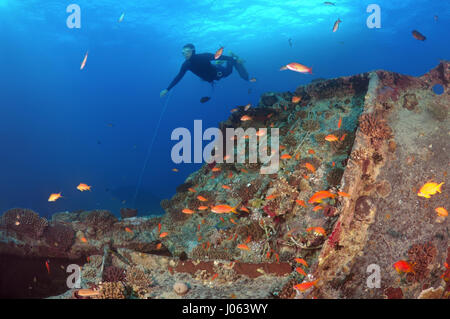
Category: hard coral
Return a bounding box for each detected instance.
[326,168,345,187]
[43,222,75,252]
[103,266,126,283]
[407,242,437,282]
[0,208,48,239]
[80,210,117,232]
[96,282,126,299]
[359,112,393,149]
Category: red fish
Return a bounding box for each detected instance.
[412,30,426,41]
[296,267,307,276]
[214,47,224,59]
[280,62,312,74]
[237,244,250,251]
[393,260,415,274]
[338,117,342,129]
[80,51,88,70]
[308,190,336,203]
[45,260,50,274]
[305,163,316,173]
[325,134,339,142]
[294,279,319,292]
[295,199,307,207]
[295,258,308,267]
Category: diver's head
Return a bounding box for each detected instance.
[182,43,195,60]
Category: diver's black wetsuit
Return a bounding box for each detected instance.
[166,53,246,91]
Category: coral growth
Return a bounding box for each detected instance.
[103,266,126,283]
[407,242,437,282]
[80,210,117,233]
[301,119,320,132]
[402,93,418,111]
[359,112,393,149]
[327,168,345,187]
[96,282,126,299]
[43,222,75,252]
[126,266,152,298]
[0,208,48,239]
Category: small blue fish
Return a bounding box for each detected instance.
[118,13,125,23]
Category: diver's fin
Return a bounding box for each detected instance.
[234,62,249,81]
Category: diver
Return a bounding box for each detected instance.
[160,43,250,97]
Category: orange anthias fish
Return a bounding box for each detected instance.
[197,195,208,202]
[306,227,326,236]
[281,154,292,159]
[211,204,237,214]
[172,168,179,172]
[156,243,162,250]
[237,244,250,251]
[48,193,62,202]
[292,96,301,103]
[198,206,209,211]
[294,279,319,292]
[230,108,238,113]
[80,51,88,70]
[212,167,221,172]
[239,206,250,213]
[188,187,197,193]
[182,208,195,214]
[211,273,218,281]
[295,258,308,267]
[295,200,307,207]
[124,227,133,233]
[159,232,169,238]
[393,260,415,274]
[305,163,316,173]
[340,133,347,141]
[308,149,315,154]
[222,185,231,190]
[158,223,161,233]
[325,134,339,142]
[338,191,350,197]
[244,103,251,111]
[80,237,88,243]
[435,207,448,217]
[308,190,336,203]
[77,183,92,191]
[332,18,342,32]
[240,115,252,121]
[296,267,307,276]
[417,182,444,198]
[280,62,312,74]
[241,168,249,174]
[312,205,323,212]
[250,77,257,82]
[266,194,277,200]
[45,260,50,275]
[337,117,342,129]
[214,46,224,59]
[244,235,251,244]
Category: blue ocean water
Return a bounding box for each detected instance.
[0,0,448,218]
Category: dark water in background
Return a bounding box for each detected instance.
[0,0,448,218]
